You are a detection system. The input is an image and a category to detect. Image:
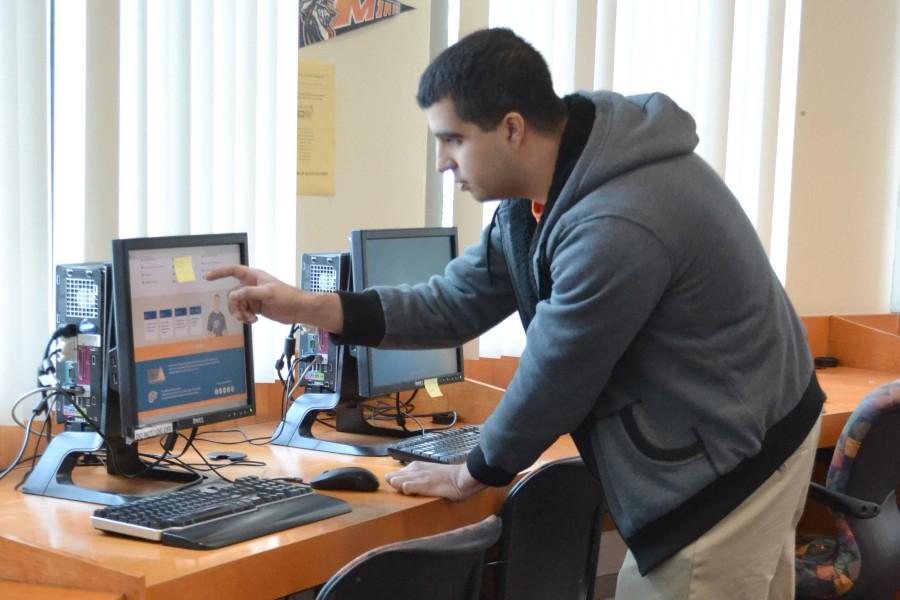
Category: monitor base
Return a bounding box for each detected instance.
[21,430,202,505]
[270,392,419,456]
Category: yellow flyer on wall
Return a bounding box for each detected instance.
[297,59,336,196]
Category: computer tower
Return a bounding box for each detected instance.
[297,252,351,391]
[54,262,112,430]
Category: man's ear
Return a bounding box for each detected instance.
[502,112,526,148]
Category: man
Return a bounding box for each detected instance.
[206,294,227,337]
[209,28,823,599]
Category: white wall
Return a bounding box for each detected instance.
[785,0,900,315]
[295,1,432,267]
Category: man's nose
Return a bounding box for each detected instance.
[436,158,455,173]
[436,147,455,172]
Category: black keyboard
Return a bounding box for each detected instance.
[91,476,351,550]
[387,425,481,464]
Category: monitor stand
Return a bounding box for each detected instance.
[270,390,420,456]
[21,430,202,506]
[271,346,420,455]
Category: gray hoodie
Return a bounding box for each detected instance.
[374,91,822,573]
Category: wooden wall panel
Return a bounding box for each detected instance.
[840,313,900,335]
[464,356,518,390]
[828,316,900,372]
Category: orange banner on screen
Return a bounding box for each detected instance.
[299,0,414,48]
[134,334,245,362]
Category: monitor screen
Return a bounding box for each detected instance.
[350,227,464,397]
[111,233,255,441]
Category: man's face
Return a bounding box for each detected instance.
[425,98,520,202]
[213,295,220,310]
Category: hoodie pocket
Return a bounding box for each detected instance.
[590,404,716,535]
[619,403,706,462]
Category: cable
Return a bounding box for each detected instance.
[263,356,321,446]
[10,386,55,434]
[11,388,73,489]
[0,410,40,481]
[37,323,78,384]
[2,385,71,482]
[42,323,78,362]
[362,389,459,434]
[164,430,241,483]
[172,430,267,478]
[65,395,196,481]
[193,428,253,444]
[67,391,103,433]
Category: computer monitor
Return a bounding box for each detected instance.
[350,227,464,398]
[110,233,255,442]
[22,233,256,505]
[271,227,464,456]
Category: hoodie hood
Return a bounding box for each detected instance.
[528,91,699,303]
[553,91,699,219]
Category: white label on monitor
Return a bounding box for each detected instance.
[133,422,174,441]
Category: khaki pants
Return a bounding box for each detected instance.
[615,416,822,600]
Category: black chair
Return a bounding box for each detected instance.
[795,379,900,600]
[489,457,607,600]
[316,515,502,600]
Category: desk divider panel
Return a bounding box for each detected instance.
[827,315,900,372]
[840,314,900,336]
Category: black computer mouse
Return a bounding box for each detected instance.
[309,466,380,492]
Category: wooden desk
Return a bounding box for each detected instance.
[817,366,898,447]
[0,380,574,600]
[0,365,888,600]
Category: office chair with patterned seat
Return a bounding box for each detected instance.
[488,457,607,600]
[795,379,900,600]
[315,515,501,600]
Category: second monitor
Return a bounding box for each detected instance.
[352,227,464,398]
[271,227,464,456]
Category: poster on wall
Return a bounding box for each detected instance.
[297,60,336,196]
[299,0,414,48]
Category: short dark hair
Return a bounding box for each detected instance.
[417,28,565,133]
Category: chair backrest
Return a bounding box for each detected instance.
[316,515,502,600]
[826,379,900,504]
[809,378,900,600]
[492,457,607,600]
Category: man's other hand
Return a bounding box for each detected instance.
[385,461,487,501]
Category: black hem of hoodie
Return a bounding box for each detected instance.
[626,371,825,576]
[332,290,385,347]
[467,445,517,487]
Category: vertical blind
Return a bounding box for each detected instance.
[475,0,577,359]
[478,0,802,359]
[0,0,52,424]
[54,0,299,382]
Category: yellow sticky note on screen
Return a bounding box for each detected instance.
[173,256,196,282]
[424,378,443,398]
